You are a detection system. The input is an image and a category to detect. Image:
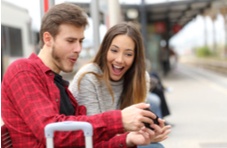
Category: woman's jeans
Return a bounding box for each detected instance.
[146,93,162,118]
[138,143,165,148]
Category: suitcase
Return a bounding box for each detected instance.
[44,121,93,148]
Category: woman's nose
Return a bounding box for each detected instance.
[115,53,123,63]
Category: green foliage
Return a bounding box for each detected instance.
[195,46,212,57]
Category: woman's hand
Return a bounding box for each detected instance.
[126,127,156,147]
[126,118,171,147]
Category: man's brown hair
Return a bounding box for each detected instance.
[39,3,88,48]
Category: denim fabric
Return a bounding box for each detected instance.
[146,93,162,118]
[138,143,165,148]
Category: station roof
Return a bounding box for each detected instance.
[73,0,226,34]
[122,0,224,27]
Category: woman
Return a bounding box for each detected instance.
[69,22,170,147]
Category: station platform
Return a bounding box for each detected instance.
[161,62,227,148]
[1,59,226,148]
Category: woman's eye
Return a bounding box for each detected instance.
[111,49,118,53]
[125,53,133,57]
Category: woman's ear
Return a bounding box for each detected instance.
[43,32,52,47]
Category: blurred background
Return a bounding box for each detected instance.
[1,0,227,147]
[2,0,227,77]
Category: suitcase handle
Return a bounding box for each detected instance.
[45,121,93,148]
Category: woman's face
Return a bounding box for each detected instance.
[107,35,135,81]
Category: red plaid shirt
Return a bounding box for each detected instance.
[1,53,135,148]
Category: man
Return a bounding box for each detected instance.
[1,3,170,148]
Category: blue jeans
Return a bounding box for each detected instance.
[138,143,165,148]
[146,93,162,118]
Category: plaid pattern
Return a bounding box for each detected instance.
[1,53,132,148]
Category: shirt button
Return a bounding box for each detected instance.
[49,73,53,76]
[119,144,123,147]
[56,99,59,102]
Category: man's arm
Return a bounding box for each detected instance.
[2,70,125,147]
[94,133,136,148]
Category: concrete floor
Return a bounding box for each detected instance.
[161,63,227,148]
[1,62,227,148]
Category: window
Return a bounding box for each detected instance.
[1,25,23,57]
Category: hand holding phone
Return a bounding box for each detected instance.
[143,108,159,130]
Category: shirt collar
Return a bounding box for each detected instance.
[28,53,52,74]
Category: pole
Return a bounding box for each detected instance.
[140,0,148,56]
[90,0,100,52]
[40,0,55,18]
[107,0,121,28]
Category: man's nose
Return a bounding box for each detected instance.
[73,42,82,53]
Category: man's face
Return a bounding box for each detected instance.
[50,24,85,73]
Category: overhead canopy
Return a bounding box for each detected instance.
[122,0,226,34]
[74,0,226,35]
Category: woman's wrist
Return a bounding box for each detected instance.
[126,132,135,147]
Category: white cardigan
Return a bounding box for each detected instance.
[69,63,150,115]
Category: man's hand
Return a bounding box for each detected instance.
[121,103,156,131]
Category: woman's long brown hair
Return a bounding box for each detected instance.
[78,22,147,109]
